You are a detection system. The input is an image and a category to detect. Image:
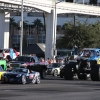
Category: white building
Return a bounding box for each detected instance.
[10,0,100,49]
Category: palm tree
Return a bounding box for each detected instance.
[43,12,46,36]
[32,18,43,43]
[9,17,18,48]
[23,21,28,47]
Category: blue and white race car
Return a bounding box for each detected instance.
[1,68,40,84]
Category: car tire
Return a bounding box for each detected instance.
[91,64,100,81]
[36,75,40,84]
[60,72,63,78]
[32,77,37,84]
[64,64,73,80]
[53,69,58,77]
[77,73,87,80]
[21,75,26,84]
[1,76,5,84]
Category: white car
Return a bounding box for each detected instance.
[0,48,19,59]
[46,63,64,77]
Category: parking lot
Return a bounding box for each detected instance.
[0,75,100,100]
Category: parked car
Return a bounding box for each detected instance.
[0,48,19,59]
[46,63,64,77]
[0,66,6,80]
[9,56,35,68]
[1,68,40,84]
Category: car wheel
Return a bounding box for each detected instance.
[77,73,87,80]
[32,77,37,84]
[64,64,73,80]
[53,69,58,77]
[60,72,63,78]
[21,75,26,84]
[1,76,5,84]
[91,64,100,81]
[36,75,40,84]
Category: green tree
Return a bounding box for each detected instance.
[23,21,28,47]
[43,12,46,36]
[57,20,100,49]
[32,18,43,43]
[9,17,18,47]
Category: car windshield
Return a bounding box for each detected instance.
[0,66,3,71]
[32,56,39,63]
[82,50,95,57]
[49,63,60,68]
[12,68,28,73]
[14,56,31,62]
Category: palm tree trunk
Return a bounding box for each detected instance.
[43,12,46,36]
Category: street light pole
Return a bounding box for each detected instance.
[20,0,23,56]
[53,0,57,62]
[53,0,65,62]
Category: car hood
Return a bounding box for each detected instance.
[4,72,24,75]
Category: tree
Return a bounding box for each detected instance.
[43,12,46,36]
[32,18,43,43]
[9,17,18,47]
[57,19,100,49]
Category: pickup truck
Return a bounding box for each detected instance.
[9,56,47,79]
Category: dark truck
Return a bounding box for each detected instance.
[60,48,100,81]
[9,56,47,79]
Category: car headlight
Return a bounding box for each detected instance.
[16,74,21,77]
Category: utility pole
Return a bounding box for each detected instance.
[20,0,23,56]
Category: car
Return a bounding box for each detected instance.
[9,56,35,68]
[1,68,40,84]
[0,66,6,81]
[46,63,64,77]
[0,48,19,59]
[9,56,47,79]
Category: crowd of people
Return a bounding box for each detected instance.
[38,56,69,65]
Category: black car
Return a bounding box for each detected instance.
[1,68,40,84]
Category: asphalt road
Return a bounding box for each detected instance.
[0,75,100,100]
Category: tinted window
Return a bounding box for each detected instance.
[83,50,95,57]
[51,63,60,68]
[0,66,3,71]
[15,56,31,62]
[12,68,28,73]
[0,50,3,53]
[32,56,38,63]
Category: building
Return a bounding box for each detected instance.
[10,0,100,50]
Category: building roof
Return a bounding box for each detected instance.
[22,43,45,55]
